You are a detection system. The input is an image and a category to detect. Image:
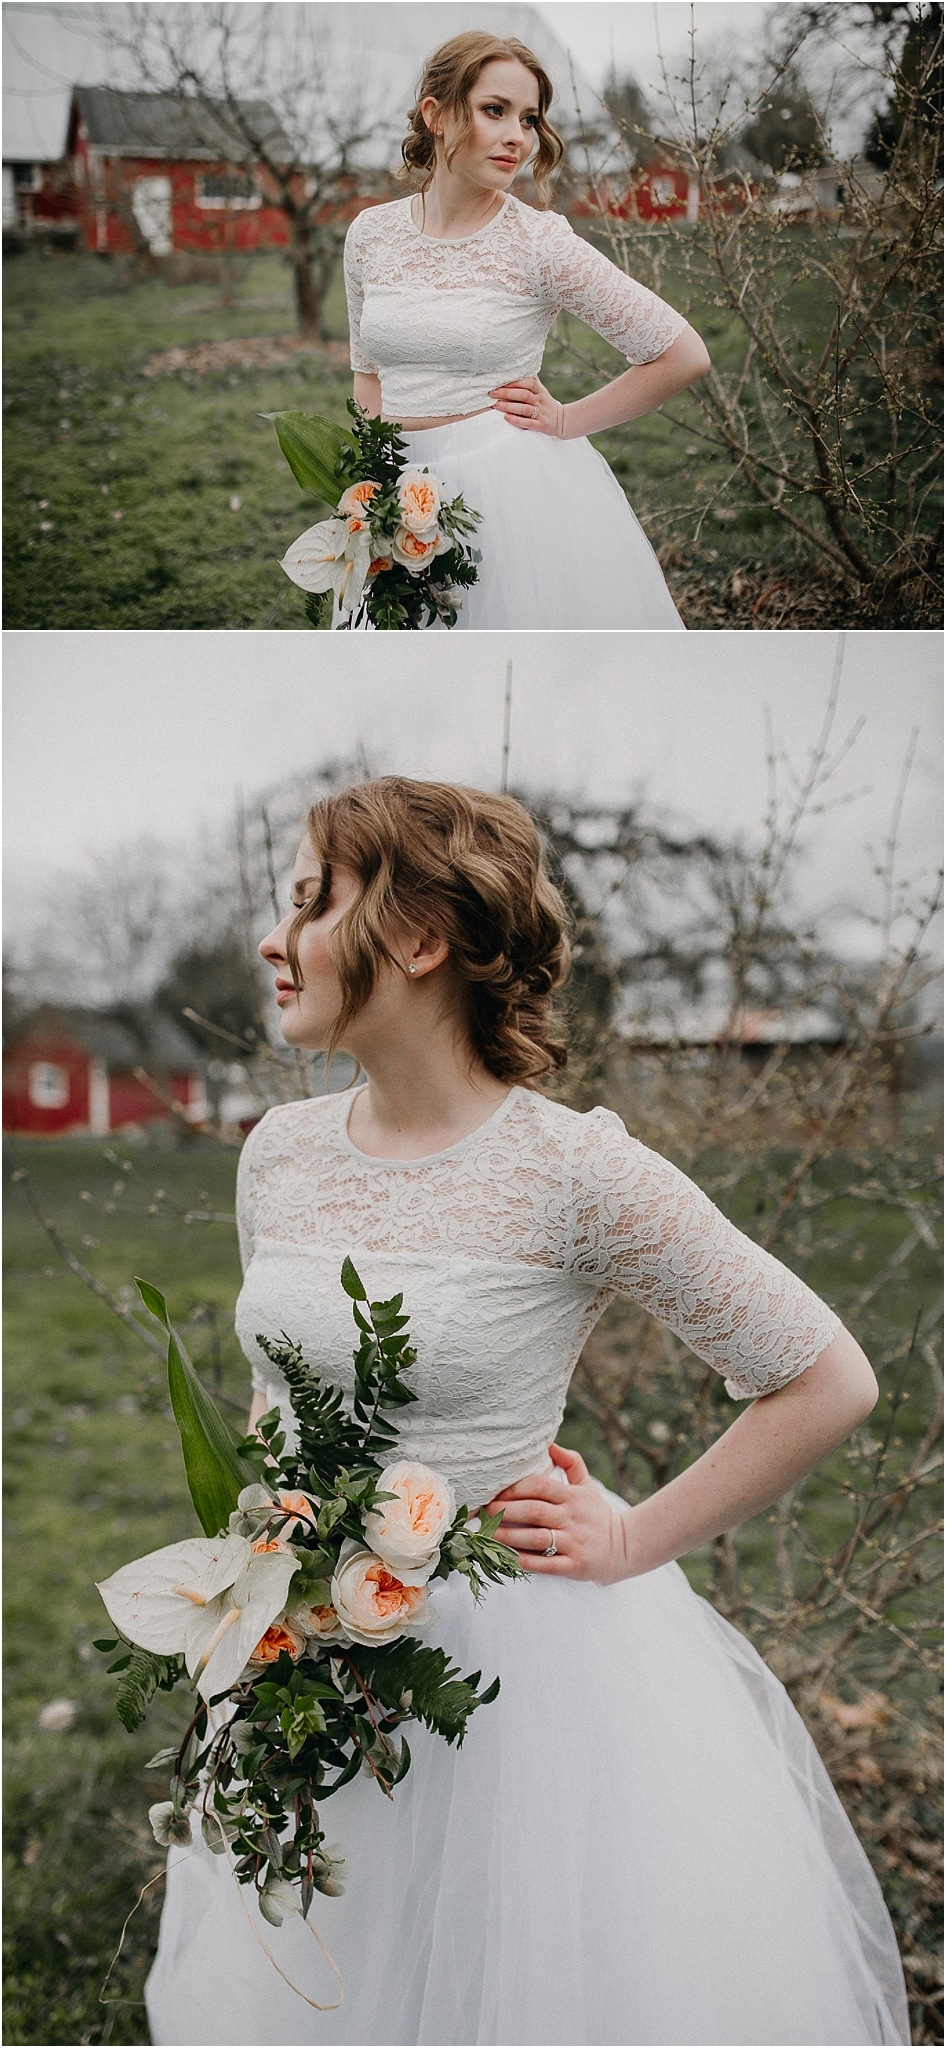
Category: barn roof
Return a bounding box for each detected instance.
[71,86,291,163]
[8,1004,203,1073]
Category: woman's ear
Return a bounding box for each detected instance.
[407,932,450,979]
[419,95,443,137]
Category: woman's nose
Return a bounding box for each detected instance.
[258,921,286,964]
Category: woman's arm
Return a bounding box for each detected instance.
[247,1387,270,1434]
[353,371,383,418]
[487,1326,878,1583]
[491,326,709,441]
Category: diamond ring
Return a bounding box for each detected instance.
[541,1531,557,1557]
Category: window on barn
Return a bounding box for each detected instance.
[28,1061,70,1110]
[197,172,260,209]
[650,175,677,207]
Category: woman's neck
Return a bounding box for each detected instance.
[413,177,506,242]
[345,1034,511,1160]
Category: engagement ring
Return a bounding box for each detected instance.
[541,1531,557,1556]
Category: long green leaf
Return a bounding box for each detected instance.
[136,1277,250,1537]
[262,411,357,504]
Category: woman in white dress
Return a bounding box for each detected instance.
[342,32,708,630]
[147,777,909,2047]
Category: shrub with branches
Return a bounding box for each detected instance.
[564,3,942,626]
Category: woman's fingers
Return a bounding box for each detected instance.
[487,1472,569,1508]
[490,1496,564,1528]
[489,377,555,432]
[549,1442,591,1484]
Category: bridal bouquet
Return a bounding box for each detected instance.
[269,402,481,630]
[96,1261,520,1930]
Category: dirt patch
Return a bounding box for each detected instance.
[141,334,350,379]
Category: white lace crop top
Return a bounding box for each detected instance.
[234,1087,840,1510]
[344,194,689,419]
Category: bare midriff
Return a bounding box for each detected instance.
[382,404,497,431]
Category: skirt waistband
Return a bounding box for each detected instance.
[400,408,523,457]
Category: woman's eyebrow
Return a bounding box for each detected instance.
[479,92,539,112]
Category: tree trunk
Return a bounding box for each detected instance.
[289,219,321,337]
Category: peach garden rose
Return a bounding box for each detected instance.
[391,524,452,573]
[364,1460,456,1578]
[397,468,442,533]
[331,1539,433,1647]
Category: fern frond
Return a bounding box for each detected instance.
[347,1638,499,1746]
[115,1647,185,1732]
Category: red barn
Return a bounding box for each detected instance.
[3,1006,206,1137]
[572,143,757,227]
[2,157,81,246]
[65,85,300,257]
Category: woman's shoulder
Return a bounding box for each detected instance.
[239,1091,349,1167]
[504,196,574,243]
[513,1087,629,1157]
[346,197,413,248]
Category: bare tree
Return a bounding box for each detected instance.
[95,2,383,336]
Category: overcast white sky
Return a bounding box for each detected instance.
[4,630,941,964]
[2,1,844,160]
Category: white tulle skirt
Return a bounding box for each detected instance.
[146,1556,908,2047]
[394,411,684,631]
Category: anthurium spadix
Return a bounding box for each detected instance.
[97,1534,300,1703]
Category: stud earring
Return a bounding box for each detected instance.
[409,964,417,975]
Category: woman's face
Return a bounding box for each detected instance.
[258,839,361,1051]
[430,58,540,192]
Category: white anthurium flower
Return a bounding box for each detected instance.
[280,515,373,619]
[183,1550,303,1703]
[97,1532,252,1655]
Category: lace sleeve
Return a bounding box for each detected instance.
[566,1108,841,1399]
[534,211,688,365]
[344,214,378,375]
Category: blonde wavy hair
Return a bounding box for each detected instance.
[399,31,564,206]
[286,777,571,1083]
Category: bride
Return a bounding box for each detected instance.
[146,776,909,2047]
[342,32,708,630]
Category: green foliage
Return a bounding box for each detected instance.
[438,1507,525,1600]
[349,1636,501,1745]
[136,1277,262,1534]
[263,408,358,503]
[254,1260,419,1488]
[112,1646,186,1734]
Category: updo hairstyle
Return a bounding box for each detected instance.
[287,777,570,1083]
[400,31,564,205]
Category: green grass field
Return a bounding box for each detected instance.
[3,1130,941,2044]
[6,235,932,630]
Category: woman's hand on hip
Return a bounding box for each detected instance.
[490,375,566,437]
[484,1442,633,1583]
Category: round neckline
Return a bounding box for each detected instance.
[340,1083,521,1167]
[406,191,511,245]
